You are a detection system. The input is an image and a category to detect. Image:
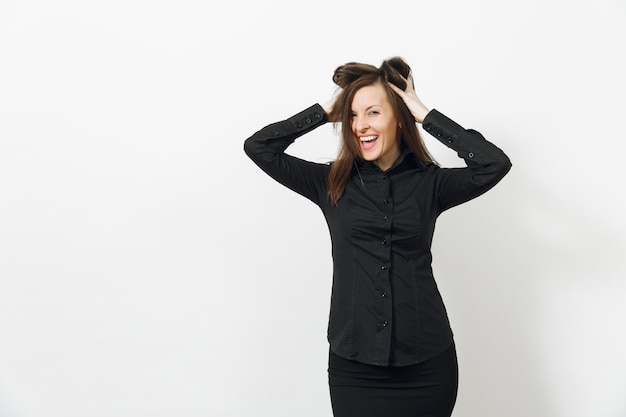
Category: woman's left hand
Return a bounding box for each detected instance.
[388,76,430,124]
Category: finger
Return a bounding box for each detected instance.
[389,77,413,95]
[406,76,415,92]
[388,82,405,96]
[395,74,414,93]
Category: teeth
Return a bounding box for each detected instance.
[360,135,378,142]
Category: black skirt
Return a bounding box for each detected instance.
[328,342,458,417]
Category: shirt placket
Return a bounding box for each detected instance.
[373,172,393,364]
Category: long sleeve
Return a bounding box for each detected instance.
[243,104,331,205]
[422,109,512,212]
[243,105,512,367]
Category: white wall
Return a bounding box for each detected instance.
[1,1,625,416]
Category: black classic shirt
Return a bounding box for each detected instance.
[244,104,511,366]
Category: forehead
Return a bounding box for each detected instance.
[352,83,389,108]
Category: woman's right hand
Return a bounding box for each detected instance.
[322,93,338,122]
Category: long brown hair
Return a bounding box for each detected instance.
[327,57,436,206]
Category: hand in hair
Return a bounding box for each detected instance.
[322,96,335,117]
[322,93,339,122]
[388,76,430,124]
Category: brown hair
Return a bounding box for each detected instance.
[327,57,436,206]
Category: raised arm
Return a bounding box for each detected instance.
[389,76,512,212]
[243,104,331,205]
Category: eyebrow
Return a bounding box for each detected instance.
[351,104,382,112]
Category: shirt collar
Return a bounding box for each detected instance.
[356,145,426,173]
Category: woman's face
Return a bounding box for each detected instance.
[350,83,401,171]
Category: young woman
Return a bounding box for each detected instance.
[244,57,511,417]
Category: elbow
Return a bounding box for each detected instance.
[501,154,513,175]
[243,136,253,156]
[243,136,259,161]
[493,154,512,182]
[476,154,512,185]
[243,136,275,167]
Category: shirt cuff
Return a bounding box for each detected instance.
[422,109,465,147]
[288,104,327,132]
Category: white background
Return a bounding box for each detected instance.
[1,1,625,416]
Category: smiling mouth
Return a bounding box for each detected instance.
[359,135,379,150]
[360,135,378,143]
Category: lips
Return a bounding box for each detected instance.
[359,135,379,150]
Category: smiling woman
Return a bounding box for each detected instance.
[243,56,512,417]
[324,58,436,206]
[351,84,402,170]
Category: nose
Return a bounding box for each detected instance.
[353,116,369,133]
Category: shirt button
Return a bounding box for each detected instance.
[382,321,389,327]
[383,199,389,204]
[381,292,387,298]
[381,265,388,270]
[468,152,475,158]
[381,239,387,245]
[384,216,389,221]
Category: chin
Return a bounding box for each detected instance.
[361,152,380,162]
